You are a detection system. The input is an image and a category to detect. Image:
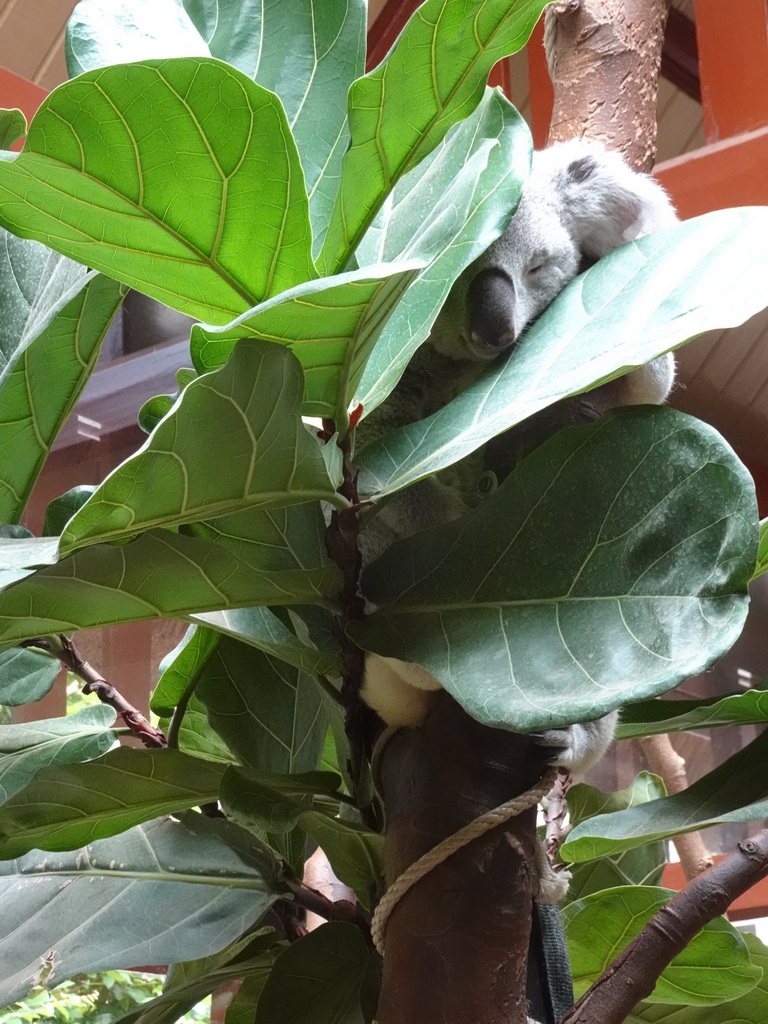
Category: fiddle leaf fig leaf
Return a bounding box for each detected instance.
[318,0,549,273]
[60,341,344,552]
[220,766,343,834]
[43,485,97,537]
[0,705,117,802]
[564,773,666,903]
[109,931,282,1024]
[0,814,278,1007]
[358,208,768,499]
[0,58,315,324]
[254,922,371,1024]
[0,646,61,709]
[0,108,26,149]
[66,0,367,257]
[617,688,768,740]
[563,727,768,863]
[0,272,124,524]
[193,605,340,679]
[138,367,197,434]
[564,887,761,1005]
[626,933,768,1024]
[191,262,421,420]
[0,528,341,648]
[0,747,226,859]
[351,407,757,732]
[353,87,532,418]
[65,0,208,76]
[152,624,220,716]
[298,810,384,906]
[196,638,329,776]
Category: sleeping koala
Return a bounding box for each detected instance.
[358,140,678,774]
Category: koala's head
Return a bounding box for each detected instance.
[429,140,676,362]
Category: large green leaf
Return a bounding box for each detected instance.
[254,922,371,1024]
[193,606,341,678]
[353,88,531,418]
[197,639,329,775]
[220,767,343,833]
[111,931,281,1024]
[564,774,666,905]
[0,746,226,858]
[0,705,117,802]
[184,0,367,257]
[617,689,768,740]
[66,0,208,76]
[191,263,421,420]
[67,0,366,257]
[60,341,343,552]
[298,810,384,907]
[358,208,768,499]
[197,637,329,868]
[0,814,278,1007]
[564,887,761,1005]
[318,0,549,273]
[0,227,88,375]
[0,267,125,523]
[563,727,768,863]
[351,407,757,731]
[0,528,341,648]
[0,59,315,324]
[185,502,342,607]
[627,933,768,1023]
[0,646,60,706]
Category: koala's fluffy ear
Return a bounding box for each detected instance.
[537,140,678,259]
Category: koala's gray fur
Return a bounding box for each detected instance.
[358,140,678,773]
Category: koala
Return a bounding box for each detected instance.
[358,140,678,776]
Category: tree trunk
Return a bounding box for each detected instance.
[545,0,669,170]
[375,695,549,1024]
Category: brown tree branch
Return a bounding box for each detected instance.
[544,771,572,861]
[560,828,768,1024]
[283,877,370,934]
[639,733,714,879]
[23,633,167,748]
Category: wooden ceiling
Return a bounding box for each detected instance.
[1,0,766,470]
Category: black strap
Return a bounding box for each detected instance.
[527,901,574,1023]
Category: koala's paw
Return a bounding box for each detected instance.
[535,841,571,903]
[534,712,618,775]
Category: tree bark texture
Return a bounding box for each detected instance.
[545,0,669,171]
[375,694,552,1024]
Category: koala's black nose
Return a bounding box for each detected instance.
[467,269,517,352]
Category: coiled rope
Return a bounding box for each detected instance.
[371,766,558,955]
